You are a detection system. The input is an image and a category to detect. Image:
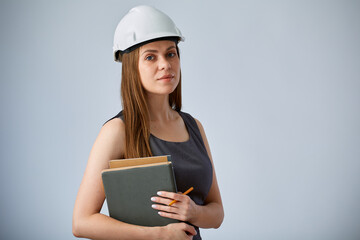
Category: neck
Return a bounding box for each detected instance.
[146,93,175,122]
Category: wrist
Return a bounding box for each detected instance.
[149,226,164,240]
[189,204,202,225]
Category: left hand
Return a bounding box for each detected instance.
[151,191,198,222]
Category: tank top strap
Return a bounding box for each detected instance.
[178,111,207,152]
[103,111,124,126]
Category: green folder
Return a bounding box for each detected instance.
[102,157,179,227]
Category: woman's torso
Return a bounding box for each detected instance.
[104,110,213,239]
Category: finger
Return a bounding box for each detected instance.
[150,196,173,205]
[152,204,179,213]
[158,211,185,221]
[182,223,196,236]
[157,191,184,201]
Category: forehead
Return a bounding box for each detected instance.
[139,40,176,53]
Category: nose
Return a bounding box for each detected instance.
[158,56,171,70]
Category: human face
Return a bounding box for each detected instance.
[138,40,180,96]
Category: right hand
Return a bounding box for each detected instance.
[160,223,196,240]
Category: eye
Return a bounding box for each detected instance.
[145,55,155,61]
[167,52,177,58]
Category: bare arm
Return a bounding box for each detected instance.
[72,118,195,240]
[191,118,224,228]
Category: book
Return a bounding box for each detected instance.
[101,155,179,227]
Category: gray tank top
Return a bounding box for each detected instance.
[105,110,213,239]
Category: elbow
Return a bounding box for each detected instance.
[213,220,222,229]
[213,210,224,229]
[72,220,81,238]
[72,217,85,238]
[213,221,222,229]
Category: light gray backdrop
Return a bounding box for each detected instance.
[1,0,359,239]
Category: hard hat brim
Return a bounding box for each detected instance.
[114,36,182,62]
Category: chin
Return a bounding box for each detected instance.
[146,89,175,96]
[145,85,178,96]
[156,89,176,95]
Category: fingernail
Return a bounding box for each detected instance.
[151,197,156,201]
[151,204,156,209]
[157,191,162,196]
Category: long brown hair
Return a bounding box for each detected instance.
[121,46,182,158]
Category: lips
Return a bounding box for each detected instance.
[158,73,175,81]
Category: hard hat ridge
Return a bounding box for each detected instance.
[113,5,185,62]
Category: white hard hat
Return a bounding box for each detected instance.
[113,5,185,62]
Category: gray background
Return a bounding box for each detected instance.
[1,0,359,239]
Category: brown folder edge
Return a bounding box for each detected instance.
[101,161,172,173]
[108,155,171,169]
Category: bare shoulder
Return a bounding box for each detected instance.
[94,117,126,160]
[102,117,125,136]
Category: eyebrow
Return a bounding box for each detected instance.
[140,46,176,56]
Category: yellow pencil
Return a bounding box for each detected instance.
[168,187,194,206]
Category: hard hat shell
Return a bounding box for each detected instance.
[113,5,185,62]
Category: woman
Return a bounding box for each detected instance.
[73,5,224,240]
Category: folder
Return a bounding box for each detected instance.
[109,155,169,169]
[102,155,179,227]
